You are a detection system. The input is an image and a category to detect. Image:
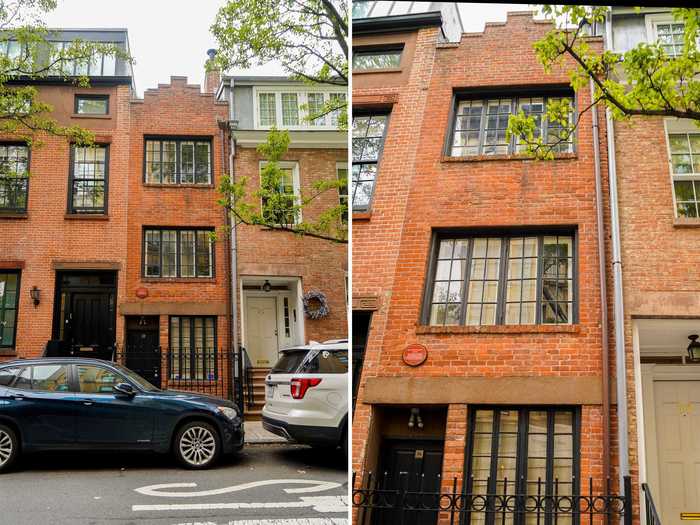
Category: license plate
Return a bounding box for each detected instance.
[266,385,276,398]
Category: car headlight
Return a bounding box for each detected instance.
[217,406,238,420]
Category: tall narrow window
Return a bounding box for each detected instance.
[145,139,211,185]
[307,92,326,126]
[656,22,685,57]
[337,162,348,222]
[260,163,300,226]
[0,144,29,213]
[169,316,217,380]
[669,133,700,218]
[143,229,214,278]
[258,93,277,127]
[69,145,107,214]
[0,271,20,348]
[281,93,299,126]
[330,93,347,127]
[426,232,576,326]
[351,113,388,212]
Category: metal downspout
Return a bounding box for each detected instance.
[589,76,611,487]
[604,10,630,492]
[228,77,239,358]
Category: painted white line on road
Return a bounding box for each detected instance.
[135,479,342,498]
[133,495,348,513]
[171,519,348,525]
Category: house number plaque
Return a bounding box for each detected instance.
[402,344,428,367]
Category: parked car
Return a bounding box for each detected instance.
[262,339,348,457]
[0,357,244,472]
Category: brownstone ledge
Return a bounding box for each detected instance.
[352,212,372,221]
[441,152,577,163]
[0,213,28,219]
[415,324,580,335]
[64,214,109,220]
[673,217,700,228]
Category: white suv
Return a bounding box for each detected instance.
[262,339,348,457]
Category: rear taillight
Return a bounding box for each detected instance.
[290,377,322,399]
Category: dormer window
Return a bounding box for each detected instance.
[48,41,117,76]
[254,89,345,130]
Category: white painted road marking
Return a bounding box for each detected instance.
[135,479,342,498]
[133,495,348,513]
[171,519,348,525]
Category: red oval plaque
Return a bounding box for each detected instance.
[135,287,149,299]
[402,344,428,367]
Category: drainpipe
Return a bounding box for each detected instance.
[604,10,630,493]
[589,76,611,488]
[227,77,239,358]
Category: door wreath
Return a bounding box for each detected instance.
[303,290,330,320]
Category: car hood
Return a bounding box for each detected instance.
[151,389,239,410]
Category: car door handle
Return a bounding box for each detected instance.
[13,393,25,401]
[81,400,94,406]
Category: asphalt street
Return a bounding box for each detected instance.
[0,444,349,525]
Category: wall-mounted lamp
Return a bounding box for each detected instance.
[407,407,424,430]
[262,280,272,293]
[688,335,700,362]
[30,286,40,307]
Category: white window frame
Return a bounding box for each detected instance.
[664,118,700,219]
[259,160,302,225]
[645,13,686,57]
[253,86,345,131]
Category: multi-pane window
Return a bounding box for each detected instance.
[144,228,213,278]
[330,93,347,127]
[669,133,700,218]
[467,407,578,525]
[169,316,217,380]
[48,41,117,76]
[656,22,685,57]
[337,162,348,222]
[352,113,388,211]
[0,271,20,348]
[427,233,575,326]
[261,163,299,226]
[352,48,402,70]
[0,144,29,213]
[75,95,108,115]
[450,96,574,157]
[145,139,211,185]
[256,91,345,128]
[69,145,107,214]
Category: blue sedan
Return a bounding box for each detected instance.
[0,358,244,472]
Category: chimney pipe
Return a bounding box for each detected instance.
[204,48,220,94]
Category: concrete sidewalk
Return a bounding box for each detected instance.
[245,420,289,444]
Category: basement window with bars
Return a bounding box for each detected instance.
[169,316,217,381]
[449,95,575,157]
[466,407,579,525]
[669,132,700,218]
[0,144,29,213]
[144,138,212,185]
[425,232,576,326]
[143,228,214,278]
[69,145,108,214]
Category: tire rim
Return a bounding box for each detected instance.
[179,426,216,466]
[0,430,13,467]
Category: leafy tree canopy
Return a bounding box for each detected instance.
[508,6,700,159]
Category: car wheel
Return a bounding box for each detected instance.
[0,424,19,473]
[174,421,221,470]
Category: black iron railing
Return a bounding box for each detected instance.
[641,483,661,525]
[352,472,633,525]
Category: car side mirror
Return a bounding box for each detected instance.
[113,383,136,397]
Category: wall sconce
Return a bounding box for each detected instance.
[407,407,424,430]
[688,335,700,362]
[262,280,272,293]
[30,286,40,307]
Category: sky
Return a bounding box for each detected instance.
[44,1,534,97]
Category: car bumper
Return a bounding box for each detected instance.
[220,418,245,454]
[262,415,339,446]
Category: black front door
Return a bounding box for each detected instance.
[373,439,445,525]
[53,271,117,359]
[125,316,161,388]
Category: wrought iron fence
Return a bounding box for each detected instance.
[352,472,633,525]
[641,483,661,525]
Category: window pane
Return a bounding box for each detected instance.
[429,237,467,325]
[144,230,161,277]
[180,142,194,183]
[77,366,122,393]
[180,231,195,277]
[196,230,212,277]
[76,97,108,115]
[30,365,70,391]
[353,49,402,70]
[0,145,29,212]
[161,231,177,277]
[194,142,210,184]
[307,93,325,126]
[71,146,107,213]
[161,141,176,184]
[259,93,277,126]
[281,93,299,126]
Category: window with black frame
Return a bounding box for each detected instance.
[75,95,109,115]
[449,95,574,157]
[144,138,211,185]
[466,407,579,525]
[352,47,402,71]
[352,112,388,212]
[0,271,20,348]
[169,316,217,381]
[143,228,213,278]
[426,233,575,326]
[69,145,107,214]
[0,144,29,213]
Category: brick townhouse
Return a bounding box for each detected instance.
[0,30,348,417]
[351,4,624,524]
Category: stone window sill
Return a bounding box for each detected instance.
[141,277,216,284]
[143,183,215,189]
[673,217,700,228]
[441,152,577,163]
[353,67,402,75]
[415,324,580,335]
[353,211,372,221]
[71,113,111,119]
[0,348,17,357]
[0,212,28,219]
[64,213,109,220]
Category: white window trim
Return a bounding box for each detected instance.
[259,160,302,225]
[645,12,685,55]
[664,118,700,218]
[253,86,345,131]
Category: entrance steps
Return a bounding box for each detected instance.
[244,367,270,421]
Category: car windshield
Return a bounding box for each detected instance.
[271,350,310,374]
[111,363,160,392]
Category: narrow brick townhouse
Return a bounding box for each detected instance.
[605,7,700,524]
[351,5,627,524]
[217,75,348,417]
